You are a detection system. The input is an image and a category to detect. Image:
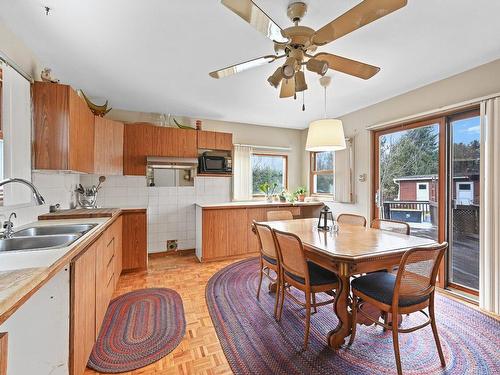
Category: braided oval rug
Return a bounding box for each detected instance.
[206,257,500,375]
[88,288,185,373]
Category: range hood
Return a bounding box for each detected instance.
[146,156,198,170]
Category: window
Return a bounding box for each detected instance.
[310,151,334,195]
[251,154,287,195]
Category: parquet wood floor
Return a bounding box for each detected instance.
[84,252,246,375]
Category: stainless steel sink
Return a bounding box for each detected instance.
[13,224,97,237]
[0,234,81,252]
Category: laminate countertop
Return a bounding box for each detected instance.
[0,207,145,325]
[196,201,324,209]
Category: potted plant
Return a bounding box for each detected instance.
[259,182,278,202]
[278,190,287,202]
[295,186,307,202]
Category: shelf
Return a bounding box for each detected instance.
[197,173,232,177]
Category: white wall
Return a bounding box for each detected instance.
[302,58,500,219]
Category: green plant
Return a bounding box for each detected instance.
[259,182,278,197]
[295,186,307,195]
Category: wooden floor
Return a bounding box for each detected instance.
[84,252,242,375]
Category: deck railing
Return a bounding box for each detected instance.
[382,200,433,223]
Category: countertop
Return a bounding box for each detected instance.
[38,207,146,220]
[196,200,324,209]
[0,209,132,325]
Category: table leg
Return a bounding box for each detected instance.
[327,271,351,349]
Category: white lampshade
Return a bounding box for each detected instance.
[305,119,346,151]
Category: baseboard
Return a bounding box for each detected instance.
[148,249,196,258]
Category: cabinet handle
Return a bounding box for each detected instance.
[106,254,115,268]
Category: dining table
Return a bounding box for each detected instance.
[261,218,437,350]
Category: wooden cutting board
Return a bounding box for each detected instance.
[38,208,121,220]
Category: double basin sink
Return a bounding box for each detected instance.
[0,224,97,252]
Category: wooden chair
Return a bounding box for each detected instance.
[337,213,367,227]
[272,228,338,349]
[267,210,294,221]
[349,242,448,375]
[371,218,410,235]
[253,221,281,318]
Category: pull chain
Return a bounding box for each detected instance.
[324,85,327,119]
[302,91,305,111]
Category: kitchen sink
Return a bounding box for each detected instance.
[13,224,97,237]
[0,234,81,252]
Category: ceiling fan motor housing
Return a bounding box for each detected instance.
[287,2,308,23]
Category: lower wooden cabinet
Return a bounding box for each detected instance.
[122,211,147,271]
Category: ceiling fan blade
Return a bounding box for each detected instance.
[209,55,277,79]
[314,53,380,80]
[313,0,407,46]
[280,77,296,98]
[221,0,288,43]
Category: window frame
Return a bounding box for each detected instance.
[251,153,288,197]
[309,151,335,197]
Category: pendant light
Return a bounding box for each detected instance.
[305,76,346,151]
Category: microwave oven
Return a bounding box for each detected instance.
[198,155,231,173]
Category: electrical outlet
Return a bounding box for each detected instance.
[167,240,178,251]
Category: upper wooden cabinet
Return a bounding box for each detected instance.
[123,123,197,175]
[33,82,95,173]
[197,130,233,151]
[94,117,124,175]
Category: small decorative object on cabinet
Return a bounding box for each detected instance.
[259,182,278,202]
[40,67,59,83]
[295,186,307,202]
[173,117,195,130]
[79,90,112,117]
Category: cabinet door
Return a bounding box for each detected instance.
[70,243,96,375]
[95,235,113,336]
[94,118,124,175]
[113,216,123,286]
[155,127,177,156]
[227,209,248,256]
[177,129,198,157]
[215,132,233,151]
[197,131,216,149]
[122,212,147,271]
[246,208,267,253]
[68,89,95,173]
[202,209,229,260]
[123,123,154,175]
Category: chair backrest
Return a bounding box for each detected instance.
[272,229,308,281]
[267,210,293,221]
[371,218,410,235]
[253,221,278,260]
[393,242,448,306]
[337,213,367,227]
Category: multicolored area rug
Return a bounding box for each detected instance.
[88,288,185,373]
[206,257,500,375]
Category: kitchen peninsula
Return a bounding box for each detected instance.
[195,201,323,261]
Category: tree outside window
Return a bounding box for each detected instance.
[310,151,334,195]
[251,154,287,195]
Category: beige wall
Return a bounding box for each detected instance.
[0,21,41,78]
[108,109,306,191]
[302,58,500,219]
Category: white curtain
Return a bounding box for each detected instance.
[479,97,500,314]
[233,145,252,201]
[334,138,354,203]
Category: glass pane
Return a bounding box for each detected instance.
[251,155,285,195]
[378,124,440,241]
[449,115,480,290]
[314,174,334,194]
[315,151,334,171]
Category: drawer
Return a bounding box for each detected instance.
[104,236,115,266]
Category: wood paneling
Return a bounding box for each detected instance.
[122,211,147,271]
[177,129,198,157]
[197,131,216,149]
[70,242,97,375]
[246,208,268,253]
[215,132,233,151]
[0,333,7,375]
[227,209,248,256]
[94,117,124,175]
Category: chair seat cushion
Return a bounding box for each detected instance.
[262,254,278,265]
[351,272,429,307]
[285,261,338,286]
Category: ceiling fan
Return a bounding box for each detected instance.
[209,0,407,98]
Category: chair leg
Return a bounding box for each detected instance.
[383,312,388,332]
[391,311,403,375]
[277,275,286,322]
[429,295,446,367]
[256,264,264,301]
[303,292,312,350]
[273,270,280,319]
[348,294,358,346]
[312,293,317,314]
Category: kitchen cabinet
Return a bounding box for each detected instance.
[198,130,233,151]
[112,216,123,287]
[197,130,216,149]
[215,132,233,151]
[95,235,112,336]
[70,242,97,375]
[122,211,147,271]
[0,333,6,375]
[94,117,124,175]
[33,82,95,173]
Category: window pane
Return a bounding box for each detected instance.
[251,155,286,195]
[314,174,334,194]
[315,152,334,171]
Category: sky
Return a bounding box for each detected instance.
[452,116,480,144]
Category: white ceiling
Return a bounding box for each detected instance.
[1,0,500,129]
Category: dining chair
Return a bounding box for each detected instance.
[253,221,281,318]
[349,242,448,375]
[371,218,410,235]
[272,228,338,349]
[337,213,367,227]
[267,210,294,221]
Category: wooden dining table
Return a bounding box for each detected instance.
[261,218,436,350]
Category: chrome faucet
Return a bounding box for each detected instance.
[1,212,17,239]
[0,178,45,205]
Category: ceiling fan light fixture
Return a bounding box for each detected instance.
[281,57,298,79]
[295,70,307,92]
[267,67,284,88]
[305,119,346,151]
[306,59,329,76]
